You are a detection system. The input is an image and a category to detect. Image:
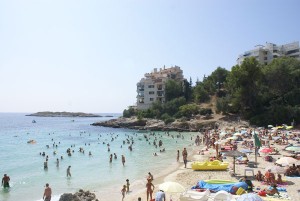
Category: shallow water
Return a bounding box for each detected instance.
[0,113,198,201]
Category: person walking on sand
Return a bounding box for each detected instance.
[43,183,52,201]
[122,155,126,166]
[121,185,126,201]
[2,174,10,188]
[146,178,155,201]
[177,150,180,162]
[67,166,71,177]
[182,147,188,168]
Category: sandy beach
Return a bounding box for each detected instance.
[113,126,300,201]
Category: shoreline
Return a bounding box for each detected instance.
[115,131,300,201]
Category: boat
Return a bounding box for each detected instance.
[32,120,36,123]
[191,160,229,171]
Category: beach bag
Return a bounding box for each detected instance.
[258,190,266,196]
[236,187,246,195]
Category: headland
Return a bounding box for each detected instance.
[26,111,104,117]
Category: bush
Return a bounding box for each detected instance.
[199,108,213,115]
[164,117,175,125]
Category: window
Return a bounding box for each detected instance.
[150,98,154,101]
[286,49,299,55]
[149,91,154,95]
[148,85,154,88]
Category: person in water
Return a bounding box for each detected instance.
[43,183,52,201]
[67,166,71,177]
[2,174,10,188]
[126,179,130,193]
[122,155,126,166]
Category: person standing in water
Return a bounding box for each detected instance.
[66,166,71,177]
[43,183,52,201]
[177,150,180,162]
[122,155,126,166]
[2,174,10,188]
[126,179,130,193]
[182,148,188,168]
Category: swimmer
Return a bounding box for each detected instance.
[66,166,71,177]
[122,155,125,166]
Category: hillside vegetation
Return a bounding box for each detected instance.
[123,57,300,127]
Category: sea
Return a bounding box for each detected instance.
[0,113,198,201]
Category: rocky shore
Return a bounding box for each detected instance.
[91,114,249,131]
[59,189,98,201]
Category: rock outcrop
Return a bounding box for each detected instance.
[91,116,230,131]
[59,189,98,201]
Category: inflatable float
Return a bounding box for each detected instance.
[192,160,229,171]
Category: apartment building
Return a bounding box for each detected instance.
[136,66,184,110]
[237,41,300,65]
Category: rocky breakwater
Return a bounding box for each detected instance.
[59,189,98,201]
[91,116,220,131]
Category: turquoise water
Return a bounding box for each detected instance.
[0,113,197,201]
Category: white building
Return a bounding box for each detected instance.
[237,41,300,65]
[136,66,184,110]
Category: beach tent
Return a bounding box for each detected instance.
[236,193,263,201]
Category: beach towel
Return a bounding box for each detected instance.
[192,180,248,193]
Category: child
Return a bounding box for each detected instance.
[121,185,126,200]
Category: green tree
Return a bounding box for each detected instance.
[226,57,262,116]
[165,80,183,102]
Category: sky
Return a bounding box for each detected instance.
[0,0,300,113]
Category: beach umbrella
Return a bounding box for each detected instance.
[265,165,286,174]
[253,133,261,148]
[268,125,274,128]
[223,150,243,174]
[241,149,253,154]
[285,146,300,152]
[237,193,263,201]
[226,136,237,140]
[159,181,185,193]
[259,147,272,154]
[276,157,299,166]
[234,133,242,136]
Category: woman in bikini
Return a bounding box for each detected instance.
[146,179,154,201]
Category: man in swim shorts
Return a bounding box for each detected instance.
[2,174,10,188]
[43,183,52,201]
